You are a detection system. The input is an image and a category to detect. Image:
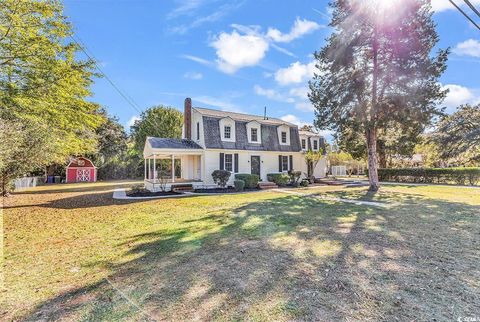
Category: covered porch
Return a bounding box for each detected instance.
[143,137,205,192]
[144,153,204,191]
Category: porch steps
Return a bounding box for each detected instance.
[172,184,194,193]
[258,182,278,190]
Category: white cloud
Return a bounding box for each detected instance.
[274,61,316,85]
[288,87,315,111]
[442,84,480,112]
[209,18,321,74]
[294,101,315,112]
[289,86,309,99]
[127,115,140,127]
[210,30,269,74]
[181,54,213,66]
[167,0,206,19]
[193,95,243,112]
[271,43,297,57]
[253,85,294,103]
[432,0,480,12]
[184,72,203,80]
[267,17,321,43]
[169,1,244,34]
[454,39,480,58]
[281,114,310,127]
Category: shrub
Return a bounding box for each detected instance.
[300,179,309,187]
[288,170,302,187]
[212,170,231,188]
[234,174,260,189]
[130,184,145,194]
[234,179,245,192]
[370,167,480,186]
[267,173,290,186]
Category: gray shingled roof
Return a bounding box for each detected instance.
[147,137,202,149]
[194,107,295,126]
[203,117,302,152]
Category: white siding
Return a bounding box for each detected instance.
[191,109,205,147]
[202,150,324,185]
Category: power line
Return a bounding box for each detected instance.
[70,35,165,133]
[448,0,480,31]
[463,0,480,20]
[70,35,144,115]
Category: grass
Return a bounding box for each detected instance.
[2,181,480,321]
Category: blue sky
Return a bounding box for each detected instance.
[64,0,480,137]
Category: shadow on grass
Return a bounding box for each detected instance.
[18,192,480,321]
[3,191,136,210]
[13,181,140,195]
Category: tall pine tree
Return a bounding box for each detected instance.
[309,0,448,191]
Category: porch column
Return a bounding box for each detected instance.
[148,158,151,179]
[144,157,147,180]
[153,154,156,181]
[171,154,175,182]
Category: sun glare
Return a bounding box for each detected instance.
[351,0,409,25]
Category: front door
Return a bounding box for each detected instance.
[251,156,261,177]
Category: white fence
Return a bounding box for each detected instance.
[13,176,46,191]
[331,166,347,176]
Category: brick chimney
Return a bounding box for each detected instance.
[184,97,192,139]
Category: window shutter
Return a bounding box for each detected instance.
[289,155,293,171]
[220,153,225,170]
[278,155,282,172]
[234,153,239,173]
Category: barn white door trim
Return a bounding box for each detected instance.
[76,169,91,182]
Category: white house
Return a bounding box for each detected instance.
[143,98,327,191]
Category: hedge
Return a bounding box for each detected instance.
[267,173,290,186]
[234,179,245,192]
[367,167,480,186]
[234,174,260,189]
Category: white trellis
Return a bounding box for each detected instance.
[331,165,347,176]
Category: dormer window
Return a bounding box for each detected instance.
[246,121,261,143]
[224,126,231,139]
[220,117,235,142]
[196,122,200,140]
[301,139,306,150]
[313,140,318,150]
[251,128,258,142]
[277,124,290,145]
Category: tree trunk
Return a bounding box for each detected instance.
[1,173,8,197]
[366,128,380,191]
[367,22,380,192]
[377,140,387,168]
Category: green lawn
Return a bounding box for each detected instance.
[2,181,479,321]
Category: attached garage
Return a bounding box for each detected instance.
[66,157,97,183]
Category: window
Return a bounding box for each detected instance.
[313,140,318,150]
[225,154,233,171]
[301,139,306,150]
[282,155,289,171]
[224,126,231,139]
[196,122,200,140]
[251,128,258,142]
[281,131,287,144]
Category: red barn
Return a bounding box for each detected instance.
[66,157,97,183]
